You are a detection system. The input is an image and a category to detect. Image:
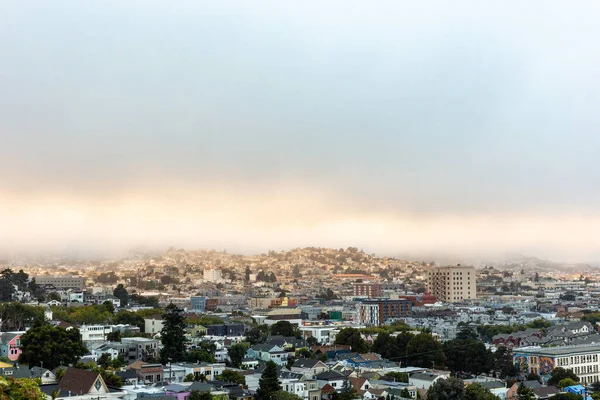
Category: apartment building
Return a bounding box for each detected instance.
[353,283,382,298]
[35,275,85,290]
[203,268,223,282]
[427,265,476,303]
[514,344,600,384]
[358,299,412,326]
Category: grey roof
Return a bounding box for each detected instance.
[410,373,440,382]
[515,344,600,356]
[188,382,213,392]
[292,359,321,369]
[315,370,345,380]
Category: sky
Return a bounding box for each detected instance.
[2,1,600,261]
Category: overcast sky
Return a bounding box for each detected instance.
[2,1,600,261]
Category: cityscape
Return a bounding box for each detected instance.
[3,1,600,400]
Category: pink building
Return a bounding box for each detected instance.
[0,333,22,362]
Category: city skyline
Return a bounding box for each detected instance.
[2,1,600,261]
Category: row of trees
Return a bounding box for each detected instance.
[336,326,518,378]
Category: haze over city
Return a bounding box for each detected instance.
[2,1,600,261]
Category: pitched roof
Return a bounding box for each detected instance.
[315,370,345,380]
[292,359,321,369]
[58,368,103,395]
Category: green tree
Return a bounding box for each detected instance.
[464,383,499,400]
[372,332,400,360]
[186,348,215,363]
[160,303,188,363]
[382,372,408,383]
[516,383,535,400]
[255,361,281,400]
[553,394,584,400]
[547,367,579,386]
[406,333,445,368]
[557,378,578,389]
[334,328,368,353]
[20,325,87,370]
[270,321,296,337]
[185,373,195,382]
[493,346,518,379]
[272,391,303,400]
[189,391,212,400]
[113,284,129,307]
[444,338,492,375]
[337,379,358,400]
[246,325,270,345]
[102,300,115,314]
[426,377,464,400]
[0,376,46,399]
[228,343,249,368]
[456,326,478,341]
[220,369,246,385]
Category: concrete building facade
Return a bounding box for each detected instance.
[427,265,477,302]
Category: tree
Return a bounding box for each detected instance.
[558,378,578,389]
[406,333,445,368]
[20,325,87,370]
[107,330,121,342]
[186,348,215,363]
[245,266,251,283]
[493,346,518,379]
[272,391,303,400]
[292,265,301,278]
[306,336,318,347]
[160,303,188,363]
[189,391,212,400]
[337,378,358,400]
[220,369,246,385]
[102,300,115,314]
[426,377,464,400]
[525,372,541,383]
[255,361,281,400]
[246,325,269,345]
[228,343,249,368]
[456,326,478,341]
[185,373,195,382]
[271,321,296,337]
[382,372,408,383]
[372,332,400,360]
[98,353,111,368]
[0,376,46,400]
[553,394,584,400]
[113,284,129,307]
[444,338,492,375]
[516,383,536,400]
[334,328,368,353]
[464,383,500,400]
[547,367,579,386]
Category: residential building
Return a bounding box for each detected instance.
[190,296,207,313]
[205,324,245,337]
[246,344,289,365]
[358,299,412,326]
[203,268,223,282]
[34,275,85,290]
[79,325,112,342]
[427,265,477,302]
[121,337,160,362]
[55,368,109,397]
[0,333,21,362]
[145,315,164,335]
[409,372,449,390]
[291,359,329,378]
[353,284,382,298]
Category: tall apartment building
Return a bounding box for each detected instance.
[34,275,85,290]
[353,283,382,298]
[427,265,476,303]
[203,268,223,282]
[358,299,412,326]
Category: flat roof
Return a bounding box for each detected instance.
[514,344,600,356]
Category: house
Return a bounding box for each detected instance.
[241,358,260,370]
[291,359,329,378]
[145,315,165,335]
[266,335,308,350]
[506,380,560,400]
[58,368,109,397]
[281,377,321,400]
[348,377,371,392]
[127,361,164,384]
[408,372,449,390]
[315,371,346,392]
[247,344,288,366]
[0,333,21,361]
[121,337,160,362]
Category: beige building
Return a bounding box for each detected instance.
[427,265,476,302]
